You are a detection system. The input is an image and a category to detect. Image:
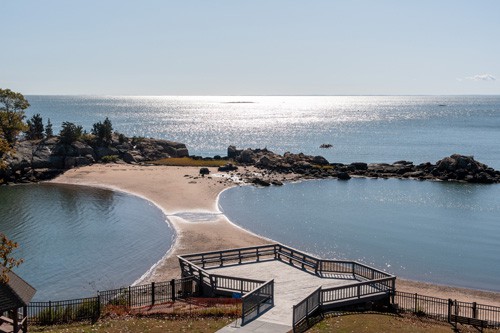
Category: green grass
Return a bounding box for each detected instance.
[151,157,229,167]
[32,316,234,333]
[309,313,496,333]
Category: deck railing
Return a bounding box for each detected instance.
[292,286,322,330]
[241,280,274,325]
[179,243,396,327]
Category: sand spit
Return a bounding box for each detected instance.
[51,164,500,307]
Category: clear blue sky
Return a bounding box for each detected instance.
[1,1,499,95]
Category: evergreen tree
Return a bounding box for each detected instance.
[92,117,113,145]
[45,118,54,138]
[59,122,83,144]
[26,113,45,140]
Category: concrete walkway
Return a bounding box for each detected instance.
[212,260,358,332]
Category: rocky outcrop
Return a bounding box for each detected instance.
[0,136,189,184]
[223,147,500,184]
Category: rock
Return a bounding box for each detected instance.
[238,149,256,164]
[71,141,95,157]
[199,168,210,176]
[176,148,189,157]
[256,155,273,167]
[320,143,333,148]
[95,147,119,160]
[122,151,137,163]
[218,163,238,172]
[251,178,271,186]
[64,157,77,169]
[350,162,368,170]
[312,155,329,166]
[227,146,242,159]
[337,172,351,180]
[75,156,92,167]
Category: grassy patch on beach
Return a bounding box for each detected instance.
[32,316,234,333]
[309,313,494,332]
[151,157,229,167]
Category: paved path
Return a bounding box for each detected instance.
[211,260,358,332]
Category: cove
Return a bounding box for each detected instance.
[0,183,173,301]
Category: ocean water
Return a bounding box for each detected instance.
[0,184,172,301]
[219,179,500,292]
[2,95,500,297]
[26,95,500,168]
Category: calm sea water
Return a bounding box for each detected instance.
[26,95,500,168]
[2,95,499,296]
[0,184,172,301]
[219,179,500,292]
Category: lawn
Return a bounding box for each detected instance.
[309,313,495,333]
[32,316,234,333]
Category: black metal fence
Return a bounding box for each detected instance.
[395,291,500,328]
[28,276,199,326]
[28,296,100,326]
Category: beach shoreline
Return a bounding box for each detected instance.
[51,164,500,307]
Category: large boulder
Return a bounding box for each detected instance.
[227,145,242,159]
[238,149,256,164]
[312,155,329,166]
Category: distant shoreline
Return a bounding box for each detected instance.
[51,164,500,307]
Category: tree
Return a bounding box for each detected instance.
[45,118,53,138]
[0,89,29,144]
[92,117,113,145]
[59,121,83,144]
[0,233,24,284]
[26,113,45,140]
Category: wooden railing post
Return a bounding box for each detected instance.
[128,286,132,307]
[198,269,204,295]
[472,302,477,319]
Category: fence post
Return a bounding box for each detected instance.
[171,279,176,301]
[151,282,155,306]
[472,302,477,319]
[94,295,100,324]
[128,286,131,307]
[448,299,452,322]
[49,301,52,324]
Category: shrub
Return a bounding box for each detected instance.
[101,155,119,163]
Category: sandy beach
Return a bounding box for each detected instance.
[52,164,500,307]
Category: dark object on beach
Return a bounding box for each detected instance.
[218,163,238,172]
[199,168,210,177]
[251,177,271,186]
[320,143,333,148]
[438,104,447,107]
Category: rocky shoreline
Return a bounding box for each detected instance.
[226,146,500,185]
[0,136,188,184]
[2,137,500,185]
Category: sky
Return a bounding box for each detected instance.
[1,1,499,96]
